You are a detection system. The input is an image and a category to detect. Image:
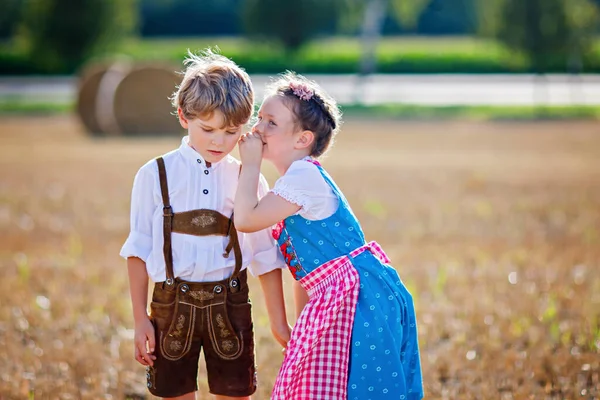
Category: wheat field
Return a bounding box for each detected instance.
[0,115,599,399]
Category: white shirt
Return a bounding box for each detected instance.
[120,136,285,283]
[271,158,339,221]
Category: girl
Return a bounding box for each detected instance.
[234,72,423,400]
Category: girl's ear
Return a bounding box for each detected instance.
[295,130,315,150]
[177,107,189,129]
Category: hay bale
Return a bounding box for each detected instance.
[94,61,133,136]
[112,65,182,136]
[76,63,110,136]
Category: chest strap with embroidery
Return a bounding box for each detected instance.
[155,157,242,287]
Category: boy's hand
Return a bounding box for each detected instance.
[134,317,157,366]
[238,132,264,166]
[271,322,292,350]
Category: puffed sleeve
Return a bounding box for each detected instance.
[119,164,156,262]
[271,160,338,220]
[246,173,286,276]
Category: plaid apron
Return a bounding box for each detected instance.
[272,242,390,400]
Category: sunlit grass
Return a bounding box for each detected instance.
[3,101,600,121]
[0,116,599,398]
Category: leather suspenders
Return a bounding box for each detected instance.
[155,157,242,289]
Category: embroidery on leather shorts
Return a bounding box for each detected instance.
[215,314,231,337]
[170,340,183,352]
[222,340,234,352]
[191,214,217,228]
[171,314,186,337]
[189,290,215,301]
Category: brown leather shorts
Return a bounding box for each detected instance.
[146,270,256,398]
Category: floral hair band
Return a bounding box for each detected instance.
[289,82,314,101]
[288,81,336,129]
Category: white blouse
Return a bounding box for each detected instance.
[120,136,285,283]
[271,158,339,221]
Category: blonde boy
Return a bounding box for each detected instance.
[120,50,288,400]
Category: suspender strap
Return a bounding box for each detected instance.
[226,163,244,287]
[156,157,175,284]
[224,218,243,288]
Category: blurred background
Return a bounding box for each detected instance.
[1,0,599,399]
[1,0,600,112]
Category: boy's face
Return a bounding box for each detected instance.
[178,108,243,164]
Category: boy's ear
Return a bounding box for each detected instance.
[295,130,315,150]
[177,107,189,129]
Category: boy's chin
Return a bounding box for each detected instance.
[204,150,228,162]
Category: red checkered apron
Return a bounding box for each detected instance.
[271,241,390,400]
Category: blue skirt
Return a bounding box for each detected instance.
[347,251,424,400]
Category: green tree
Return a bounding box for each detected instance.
[0,0,22,39]
[477,0,599,73]
[242,0,338,52]
[339,0,430,74]
[17,0,138,73]
[564,0,600,72]
[389,0,430,28]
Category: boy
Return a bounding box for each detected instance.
[120,50,289,400]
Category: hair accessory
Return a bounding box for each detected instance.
[289,82,314,101]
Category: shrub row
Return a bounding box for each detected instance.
[2,37,599,75]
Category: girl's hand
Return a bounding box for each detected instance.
[271,322,292,350]
[238,132,264,166]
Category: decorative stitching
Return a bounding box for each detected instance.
[222,340,234,352]
[215,313,231,338]
[188,290,215,301]
[172,314,185,337]
[191,214,217,227]
[161,306,196,361]
[208,307,243,360]
[276,226,303,279]
[170,340,183,352]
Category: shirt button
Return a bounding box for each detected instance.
[197,159,202,164]
[204,170,209,175]
[203,189,209,195]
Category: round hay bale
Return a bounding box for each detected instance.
[112,65,182,136]
[76,62,111,136]
[95,61,133,136]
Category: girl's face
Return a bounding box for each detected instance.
[252,95,301,163]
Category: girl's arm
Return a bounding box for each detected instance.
[258,269,292,348]
[235,133,300,233]
[235,165,299,232]
[292,280,309,321]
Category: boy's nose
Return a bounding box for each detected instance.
[212,134,225,146]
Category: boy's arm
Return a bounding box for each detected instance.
[121,164,158,366]
[258,268,291,348]
[127,256,156,366]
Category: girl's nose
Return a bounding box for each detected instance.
[251,123,261,134]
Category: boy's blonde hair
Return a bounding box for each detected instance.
[171,49,254,128]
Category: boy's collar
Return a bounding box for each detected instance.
[179,136,226,169]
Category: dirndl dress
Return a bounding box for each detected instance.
[270,159,423,400]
